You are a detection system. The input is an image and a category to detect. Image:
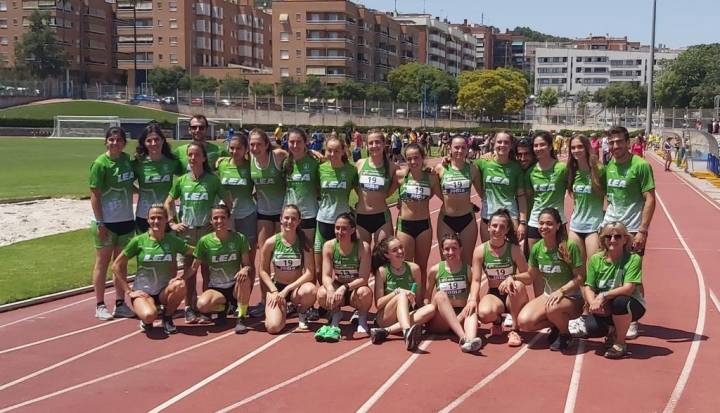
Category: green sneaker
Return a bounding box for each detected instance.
[315,325,330,342]
[324,326,341,343]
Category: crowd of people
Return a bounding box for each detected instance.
[88,116,655,359]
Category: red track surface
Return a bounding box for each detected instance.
[1,154,719,412]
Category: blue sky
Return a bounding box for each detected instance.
[359,0,717,48]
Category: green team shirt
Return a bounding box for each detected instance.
[284,156,320,219]
[528,239,583,296]
[333,240,360,284]
[482,242,516,282]
[133,156,182,219]
[250,154,286,216]
[435,262,469,301]
[272,234,304,272]
[317,162,358,224]
[169,172,225,227]
[476,158,524,219]
[174,142,228,172]
[123,233,188,295]
[89,152,135,223]
[358,159,389,193]
[586,252,645,307]
[193,231,250,288]
[603,155,655,232]
[383,262,415,295]
[527,160,568,227]
[569,167,606,233]
[441,163,472,195]
[399,170,432,202]
[216,158,255,219]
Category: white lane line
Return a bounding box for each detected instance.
[0,331,235,412]
[439,332,544,412]
[710,290,720,313]
[148,332,290,413]
[562,340,586,413]
[217,341,374,413]
[647,153,720,212]
[656,192,707,413]
[0,319,125,355]
[0,293,109,329]
[356,339,432,413]
[0,330,140,391]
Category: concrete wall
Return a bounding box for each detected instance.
[0,96,46,109]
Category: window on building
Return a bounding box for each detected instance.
[158,54,163,60]
[0,36,8,45]
[280,50,289,59]
[169,19,177,28]
[0,19,7,28]
[170,53,177,63]
[280,67,289,77]
[0,0,6,10]
[295,13,301,22]
[158,36,163,43]
[296,49,301,56]
[295,31,301,40]
[168,1,176,11]
[169,36,177,46]
[296,67,301,75]
[280,32,289,42]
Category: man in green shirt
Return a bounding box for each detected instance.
[174,115,228,171]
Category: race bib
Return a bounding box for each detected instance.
[438,280,467,295]
[444,179,470,194]
[274,258,301,271]
[359,175,385,191]
[486,267,512,280]
[404,184,430,199]
[336,269,359,282]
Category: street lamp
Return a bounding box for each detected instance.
[645,0,657,134]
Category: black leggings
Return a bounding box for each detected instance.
[584,295,646,338]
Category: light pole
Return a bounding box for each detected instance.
[133,0,137,95]
[645,0,657,134]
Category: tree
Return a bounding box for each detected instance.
[388,62,458,104]
[250,82,274,96]
[654,43,720,108]
[295,75,326,98]
[178,75,219,93]
[365,83,392,101]
[576,90,592,124]
[536,88,559,119]
[13,11,67,79]
[278,77,301,97]
[148,66,186,95]
[594,82,646,108]
[219,75,249,95]
[509,26,572,43]
[456,68,529,119]
[329,79,366,100]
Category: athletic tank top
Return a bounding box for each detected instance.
[441,163,472,195]
[482,242,516,282]
[217,158,255,219]
[383,262,415,295]
[399,170,432,202]
[435,261,469,301]
[250,154,285,215]
[358,158,389,192]
[272,234,303,272]
[333,240,360,284]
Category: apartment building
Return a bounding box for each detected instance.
[575,35,641,51]
[534,47,679,95]
[393,13,475,76]
[458,23,496,70]
[271,0,419,85]
[0,0,117,83]
[115,0,272,88]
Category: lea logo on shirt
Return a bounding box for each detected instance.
[290,173,311,182]
[145,175,172,184]
[573,184,592,194]
[322,181,347,189]
[486,176,510,185]
[539,264,562,273]
[607,179,627,188]
[534,183,556,192]
[143,254,173,262]
[184,192,209,201]
[255,178,275,185]
[222,177,247,186]
[211,253,237,263]
[115,170,134,183]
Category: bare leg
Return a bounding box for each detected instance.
[160,278,186,315]
[506,281,529,330]
[428,292,466,339]
[196,289,226,314]
[612,313,632,346]
[264,291,286,334]
[92,246,113,303]
[517,295,553,332]
[132,297,159,324]
[545,298,583,334]
[477,294,504,324]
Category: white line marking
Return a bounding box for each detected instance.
[563,340,586,413]
[0,332,235,412]
[0,330,140,391]
[356,339,432,413]
[217,341,374,413]
[439,332,544,412]
[0,293,111,329]
[656,192,707,413]
[148,332,290,413]
[0,319,125,355]
[710,290,720,314]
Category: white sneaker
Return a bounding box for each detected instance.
[297,312,309,331]
[503,314,513,328]
[569,316,588,339]
[460,337,483,353]
[626,321,639,340]
[356,319,370,334]
[95,304,113,321]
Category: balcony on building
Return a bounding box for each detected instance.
[306,30,354,44]
[306,12,355,26]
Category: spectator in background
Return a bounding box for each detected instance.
[353,129,364,152]
[712,119,719,134]
[662,138,673,171]
[631,137,644,157]
[601,134,610,164]
[273,123,283,145]
[590,133,601,157]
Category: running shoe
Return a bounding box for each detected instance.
[370,328,390,344]
[356,318,370,334]
[405,324,422,351]
[549,334,571,352]
[604,343,627,359]
[547,326,560,346]
[249,302,266,318]
[197,313,212,324]
[350,310,360,327]
[460,337,483,353]
[286,302,297,316]
[234,318,248,334]
[569,316,588,339]
[184,306,199,324]
[503,314,513,328]
[163,317,178,334]
[306,307,320,321]
[625,321,639,340]
[296,312,310,332]
[112,302,135,319]
[215,311,227,325]
[315,325,330,342]
[324,326,341,343]
[139,320,152,332]
[490,323,503,337]
[508,330,523,347]
[95,304,114,321]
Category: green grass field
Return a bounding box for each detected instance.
[0,100,180,124]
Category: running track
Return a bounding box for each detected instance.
[1,155,719,412]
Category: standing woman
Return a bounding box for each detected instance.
[133,123,182,233]
[258,205,317,333]
[165,143,230,324]
[90,126,136,320]
[435,136,482,265]
[315,214,372,342]
[475,131,528,243]
[355,129,399,248]
[567,135,605,260]
[516,207,585,352]
[113,205,191,334]
[284,128,321,246]
[369,237,436,351]
[216,134,257,265]
[395,143,441,303]
[192,205,253,333]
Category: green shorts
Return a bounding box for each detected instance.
[314,221,336,254]
[91,220,134,249]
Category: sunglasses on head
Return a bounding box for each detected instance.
[603,234,623,241]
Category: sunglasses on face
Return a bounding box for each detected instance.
[603,234,623,241]
[190,125,206,130]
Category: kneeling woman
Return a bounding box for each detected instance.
[258,205,317,334]
[192,205,253,334]
[316,213,372,342]
[582,222,646,359]
[426,234,483,353]
[112,205,192,334]
[369,237,436,351]
[473,209,529,347]
[516,207,585,352]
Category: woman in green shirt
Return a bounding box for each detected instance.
[283,128,321,245]
[90,127,136,321]
[369,236,436,351]
[516,207,585,352]
[582,222,646,359]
